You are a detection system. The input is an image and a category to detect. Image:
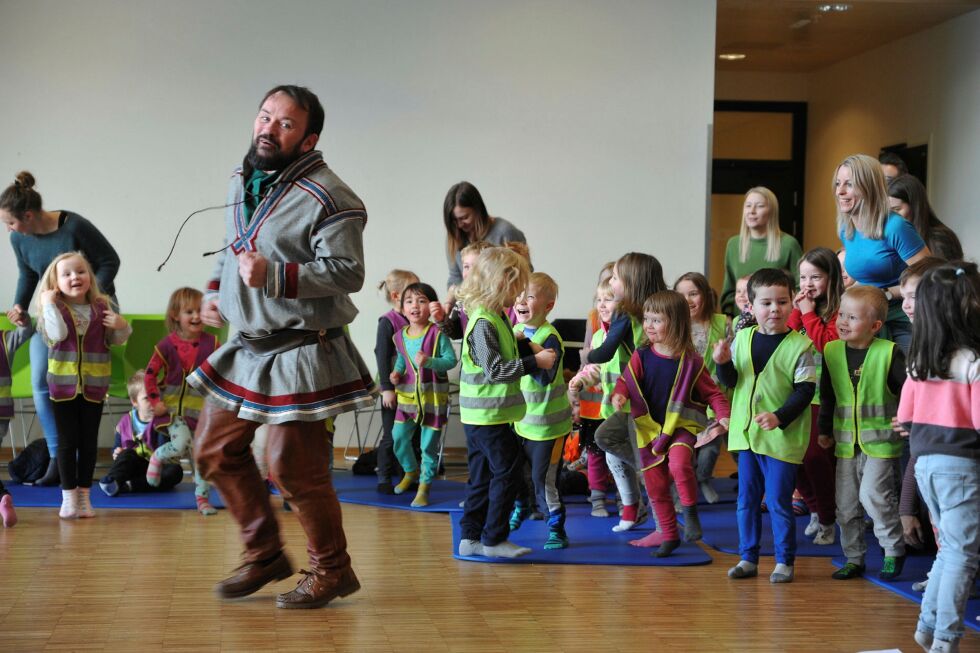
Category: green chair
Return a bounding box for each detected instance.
[106,315,169,420]
[0,315,37,455]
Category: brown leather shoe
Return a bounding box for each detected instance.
[215,551,293,599]
[275,567,360,609]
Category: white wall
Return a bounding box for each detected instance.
[0,0,717,449]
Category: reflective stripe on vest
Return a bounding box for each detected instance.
[47,301,113,403]
[624,349,709,452]
[825,338,901,459]
[515,322,572,440]
[393,323,450,429]
[727,327,814,464]
[459,307,526,425]
[157,333,218,425]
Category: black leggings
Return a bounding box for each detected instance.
[53,397,104,489]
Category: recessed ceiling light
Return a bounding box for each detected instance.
[817,3,850,12]
[718,53,747,61]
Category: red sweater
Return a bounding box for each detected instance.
[788,308,838,354]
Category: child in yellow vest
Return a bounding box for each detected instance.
[713,268,816,583]
[511,273,573,549]
[0,321,34,527]
[818,286,908,581]
[456,248,557,559]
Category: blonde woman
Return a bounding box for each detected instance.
[834,154,931,351]
[720,187,803,317]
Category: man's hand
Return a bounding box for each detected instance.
[381,389,396,409]
[200,299,223,328]
[6,304,28,327]
[534,348,557,370]
[753,412,779,430]
[238,251,268,288]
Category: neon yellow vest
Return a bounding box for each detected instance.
[459,307,526,426]
[728,327,814,464]
[515,322,572,440]
[597,316,644,419]
[825,338,901,459]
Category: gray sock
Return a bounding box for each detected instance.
[682,505,702,542]
[458,539,484,557]
[482,540,532,558]
[770,563,794,583]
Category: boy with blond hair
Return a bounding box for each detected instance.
[511,272,573,549]
[818,285,908,581]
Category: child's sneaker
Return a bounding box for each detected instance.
[813,523,836,545]
[509,503,531,531]
[804,513,820,536]
[928,638,958,653]
[59,489,78,519]
[879,555,906,581]
[831,562,865,580]
[914,630,933,653]
[76,487,96,518]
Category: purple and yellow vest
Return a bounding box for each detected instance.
[47,300,112,403]
[116,410,172,459]
[154,332,219,427]
[622,347,711,470]
[393,324,450,429]
[0,338,12,419]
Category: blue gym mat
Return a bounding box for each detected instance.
[831,553,980,633]
[5,481,226,510]
[563,476,739,506]
[450,503,713,566]
[332,470,466,513]
[679,502,842,558]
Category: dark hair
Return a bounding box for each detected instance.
[878,152,908,176]
[899,256,945,286]
[673,272,717,323]
[400,282,439,309]
[443,181,490,257]
[0,171,43,220]
[261,85,324,138]
[615,252,667,320]
[799,247,844,322]
[908,261,980,381]
[887,174,963,260]
[747,268,793,303]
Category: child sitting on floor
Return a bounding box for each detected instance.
[100,370,185,496]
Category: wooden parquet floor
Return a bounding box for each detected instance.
[1,462,978,652]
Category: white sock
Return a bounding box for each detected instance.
[612,519,636,532]
[458,539,484,557]
[482,540,532,558]
[770,563,794,583]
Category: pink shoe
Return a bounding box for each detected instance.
[1,494,17,527]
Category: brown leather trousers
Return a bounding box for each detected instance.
[194,400,351,574]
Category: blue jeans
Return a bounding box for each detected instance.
[915,454,980,643]
[30,331,60,457]
[737,450,798,565]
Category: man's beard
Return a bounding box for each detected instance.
[246,135,304,171]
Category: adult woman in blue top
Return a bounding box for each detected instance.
[835,154,930,352]
[1,171,121,485]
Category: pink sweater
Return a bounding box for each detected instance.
[897,348,980,459]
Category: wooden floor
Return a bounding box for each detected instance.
[2,462,979,652]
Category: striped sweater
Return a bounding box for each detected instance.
[897,348,980,459]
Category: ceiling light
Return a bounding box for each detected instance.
[817,3,850,12]
[718,53,747,61]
